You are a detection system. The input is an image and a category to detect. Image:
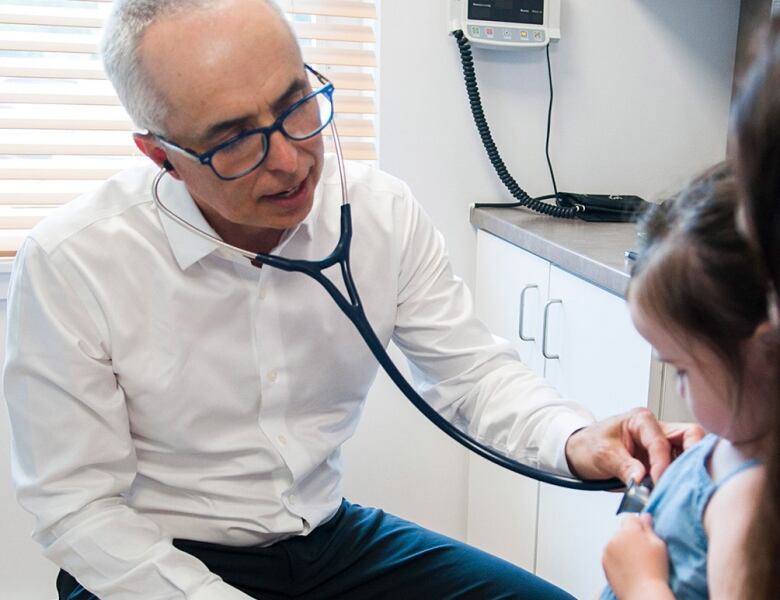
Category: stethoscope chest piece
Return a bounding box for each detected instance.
[616,475,654,514]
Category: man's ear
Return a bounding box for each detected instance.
[133,133,181,180]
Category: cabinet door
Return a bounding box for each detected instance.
[535,266,652,598]
[468,231,549,569]
[475,230,549,374]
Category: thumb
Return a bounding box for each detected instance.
[613,449,647,485]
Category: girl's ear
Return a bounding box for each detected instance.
[752,319,780,366]
[755,319,777,342]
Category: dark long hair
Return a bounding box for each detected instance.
[630,163,768,409]
[732,17,780,600]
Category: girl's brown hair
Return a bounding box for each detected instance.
[629,162,769,406]
[732,17,780,600]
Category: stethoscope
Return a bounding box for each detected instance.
[151,119,625,492]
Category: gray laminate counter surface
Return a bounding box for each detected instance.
[470,206,643,298]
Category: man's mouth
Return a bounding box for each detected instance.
[265,179,305,200]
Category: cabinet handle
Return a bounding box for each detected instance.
[542,299,563,360]
[518,284,538,341]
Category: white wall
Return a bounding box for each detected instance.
[342,0,739,555]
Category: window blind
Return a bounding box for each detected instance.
[0,0,377,254]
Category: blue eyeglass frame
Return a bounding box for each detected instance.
[154,64,335,180]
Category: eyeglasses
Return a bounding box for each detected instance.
[155,64,335,180]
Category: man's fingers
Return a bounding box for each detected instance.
[607,443,646,484]
[627,408,671,483]
[661,421,705,451]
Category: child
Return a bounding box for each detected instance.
[598,162,774,599]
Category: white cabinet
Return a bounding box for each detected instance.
[469,230,653,599]
[536,264,652,596]
[467,231,548,571]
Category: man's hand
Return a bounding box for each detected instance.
[564,407,704,484]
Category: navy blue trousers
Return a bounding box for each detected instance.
[57,499,574,599]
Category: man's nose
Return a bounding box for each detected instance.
[263,129,299,173]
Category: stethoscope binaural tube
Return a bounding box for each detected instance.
[151,121,623,492]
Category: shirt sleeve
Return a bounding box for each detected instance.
[3,238,253,600]
[390,186,595,475]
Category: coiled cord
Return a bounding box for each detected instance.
[453,29,581,219]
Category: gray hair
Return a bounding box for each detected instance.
[101,0,287,134]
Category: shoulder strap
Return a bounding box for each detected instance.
[715,457,763,489]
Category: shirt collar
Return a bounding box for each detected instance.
[156,157,333,271]
[156,173,222,271]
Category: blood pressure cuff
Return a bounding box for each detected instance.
[556,192,652,223]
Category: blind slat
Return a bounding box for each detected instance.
[0,89,376,115]
[0,206,60,229]
[0,180,103,205]
[0,157,150,180]
[0,48,374,69]
[0,6,106,28]
[278,0,376,19]
[2,130,376,156]
[71,0,378,15]
[0,23,374,49]
[0,32,100,54]
[1,6,377,33]
[294,22,375,43]
[0,107,376,136]
[0,140,376,181]
[0,59,375,90]
[79,0,378,14]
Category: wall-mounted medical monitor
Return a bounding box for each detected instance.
[450,0,561,49]
[468,0,545,26]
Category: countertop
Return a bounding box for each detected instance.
[470,206,642,298]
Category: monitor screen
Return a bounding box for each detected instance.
[468,0,544,26]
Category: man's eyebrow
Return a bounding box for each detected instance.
[198,78,309,144]
[271,77,309,112]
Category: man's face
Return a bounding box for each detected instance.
[139,0,324,248]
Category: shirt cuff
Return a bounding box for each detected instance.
[539,409,595,476]
[189,580,255,600]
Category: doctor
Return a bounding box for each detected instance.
[4,0,700,599]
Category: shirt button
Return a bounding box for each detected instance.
[258,288,267,300]
[268,369,278,383]
[277,434,288,446]
[288,494,297,505]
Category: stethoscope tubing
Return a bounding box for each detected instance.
[151,122,623,492]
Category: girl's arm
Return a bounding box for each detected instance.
[602,513,675,600]
[704,465,765,599]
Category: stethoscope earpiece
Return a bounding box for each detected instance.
[163,160,174,172]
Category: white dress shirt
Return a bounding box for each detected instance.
[4,155,594,599]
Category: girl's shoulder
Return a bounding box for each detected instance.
[703,462,764,597]
[704,437,764,533]
[704,459,764,532]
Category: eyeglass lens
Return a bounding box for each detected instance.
[211,90,334,179]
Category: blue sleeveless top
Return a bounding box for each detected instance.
[599,434,761,600]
